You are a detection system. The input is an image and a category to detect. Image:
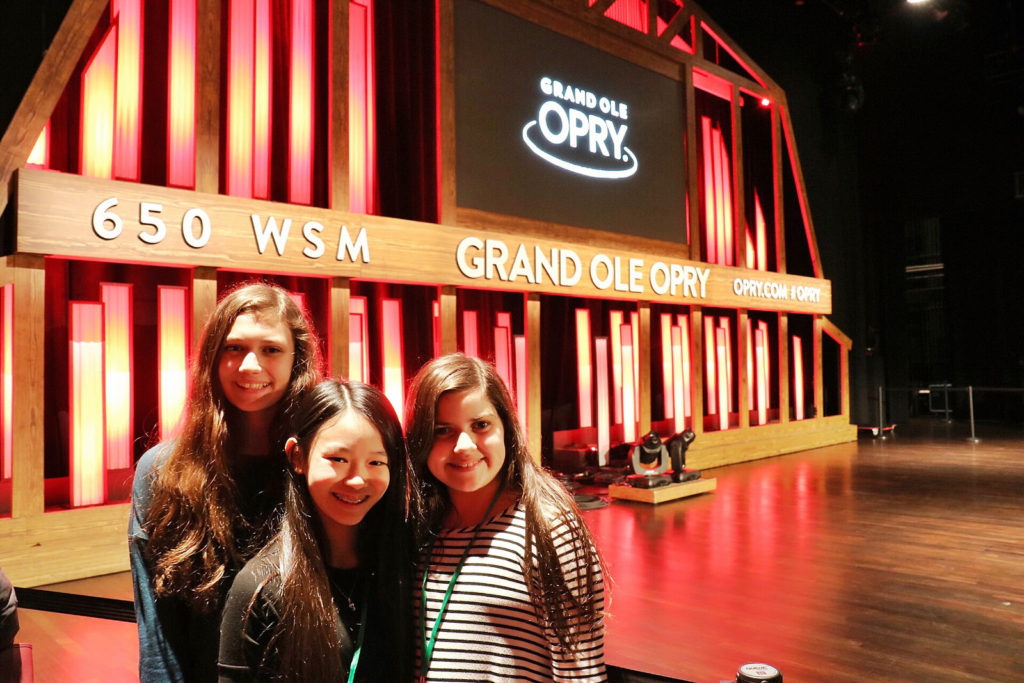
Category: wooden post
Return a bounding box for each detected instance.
[11,254,45,518]
[191,267,218,350]
[195,0,222,195]
[638,301,651,435]
[330,1,350,211]
[778,312,790,423]
[526,293,541,463]
[737,309,750,429]
[439,286,458,354]
[330,277,350,377]
[689,307,705,436]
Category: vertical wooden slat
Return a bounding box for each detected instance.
[190,266,217,350]
[0,0,108,214]
[437,0,456,224]
[526,293,541,463]
[737,309,749,429]
[330,1,350,210]
[778,312,790,423]
[330,276,350,377]
[683,65,701,260]
[11,254,46,518]
[439,285,457,354]
[637,301,651,434]
[194,0,222,194]
[732,86,746,267]
[813,315,824,421]
[689,307,704,436]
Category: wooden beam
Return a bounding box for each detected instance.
[637,301,651,434]
[659,5,695,47]
[195,0,222,195]
[778,312,790,423]
[526,292,541,463]
[437,0,456,224]
[10,254,45,518]
[330,1,350,210]
[689,307,705,436]
[439,286,458,354]
[814,315,824,421]
[0,0,108,214]
[330,277,350,377]
[191,267,217,351]
[737,309,749,429]
[588,0,617,17]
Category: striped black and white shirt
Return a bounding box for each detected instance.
[416,502,607,682]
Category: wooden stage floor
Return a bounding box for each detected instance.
[15,419,1024,682]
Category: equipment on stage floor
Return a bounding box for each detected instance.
[624,473,672,489]
[734,663,782,683]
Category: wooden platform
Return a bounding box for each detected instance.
[608,477,717,503]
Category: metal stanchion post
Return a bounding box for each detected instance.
[877,385,888,440]
[967,385,980,443]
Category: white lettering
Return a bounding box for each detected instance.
[485,239,509,280]
[251,215,291,256]
[182,208,211,249]
[508,244,536,284]
[628,258,643,293]
[336,225,370,263]
[456,236,485,278]
[590,254,614,290]
[560,249,582,286]
[302,221,324,259]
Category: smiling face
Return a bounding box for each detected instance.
[302,410,391,531]
[216,311,295,418]
[428,388,506,505]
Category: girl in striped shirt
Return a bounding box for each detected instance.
[406,353,607,682]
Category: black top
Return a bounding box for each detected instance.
[0,566,18,650]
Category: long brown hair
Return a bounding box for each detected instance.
[145,282,322,612]
[405,353,603,653]
[247,380,415,681]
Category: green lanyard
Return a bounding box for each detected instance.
[346,599,368,683]
[418,487,503,683]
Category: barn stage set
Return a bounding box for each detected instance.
[0,0,884,680]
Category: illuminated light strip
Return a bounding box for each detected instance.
[70,301,106,507]
[660,313,673,420]
[793,334,805,421]
[620,325,636,444]
[603,0,647,33]
[755,326,767,425]
[704,317,716,414]
[716,326,729,431]
[1,285,12,479]
[656,14,694,54]
[100,284,133,470]
[27,122,50,168]
[462,310,478,358]
[227,0,255,198]
[432,300,441,358]
[493,325,512,394]
[289,0,314,204]
[81,25,117,179]
[522,122,638,180]
[746,224,756,269]
[671,325,685,433]
[595,337,610,466]
[350,0,376,213]
[693,68,733,102]
[720,317,733,413]
[167,0,196,188]
[253,0,272,199]
[496,312,513,369]
[514,335,527,432]
[609,310,623,423]
[699,21,767,88]
[711,127,726,266]
[759,320,771,417]
[575,309,592,428]
[755,192,768,271]
[746,319,754,408]
[678,313,692,419]
[630,310,640,404]
[380,299,405,424]
[701,116,716,264]
[112,0,143,181]
[349,296,367,382]
[158,286,189,440]
[720,129,733,266]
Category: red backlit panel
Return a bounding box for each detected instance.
[603,0,648,34]
[671,324,685,432]
[80,25,117,179]
[462,310,478,358]
[100,283,133,470]
[494,312,513,392]
[514,334,527,431]
[793,334,805,421]
[660,313,674,420]
[719,317,733,413]
[26,122,50,169]
[1,285,12,479]
[678,313,692,421]
[715,326,729,431]
[609,310,624,424]
[656,11,694,54]
[754,192,768,271]
[381,299,404,424]
[253,0,272,199]
[350,0,377,213]
[112,0,143,181]
[575,308,593,428]
[167,0,197,188]
[289,0,314,204]
[755,324,768,426]
[595,336,610,464]
[158,286,189,440]
[227,0,256,198]
[349,296,368,382]
[704,317,716,415]
[69,301,106,507]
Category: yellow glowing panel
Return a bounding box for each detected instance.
[112,0,142,181]
[381,299,404,424]
[70,301,106,507]
[704,318,716,415]
[678,314,692,420]
[253,0,272,198]
[575,309,592,428]
[167,0,196,188]
[793,335,805,421]
[660,313,673,420]
[621,325,636,443]
[630,311,640,407]
[289,0,314,204]
[609,310,623,424]
[746,319,755,408]
[158,286,189,440]
[595,337,610,465]
[27,122,49,168]
[81,25,117,179]
[671,325,685,433]
[227,0,255,197]
[101,283,133,470]
[1,285,12,479]
[755,326,768,426]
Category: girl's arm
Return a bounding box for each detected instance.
[217,559,280,682]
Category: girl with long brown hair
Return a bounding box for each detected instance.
[406,353,607,682]
[129,282,322,682]
[217,379,415,682]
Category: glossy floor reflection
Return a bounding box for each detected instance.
[15,419,1024,682]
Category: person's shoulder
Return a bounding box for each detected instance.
[131,442,175,511]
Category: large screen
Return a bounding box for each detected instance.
[454,0,688,243]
